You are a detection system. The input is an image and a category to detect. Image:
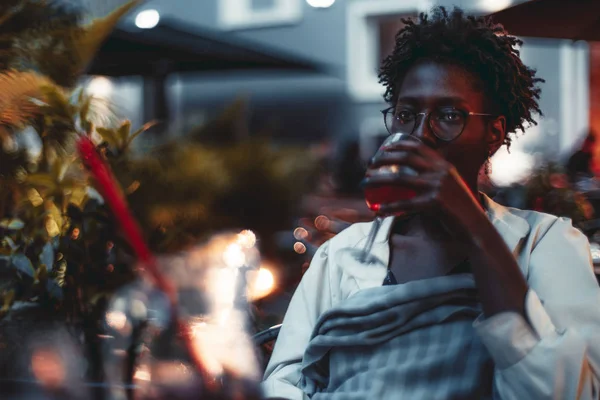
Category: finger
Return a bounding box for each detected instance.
[362,173,438,190]
[324,207,369,224]
[377,193,436,215]
[302,215,349,236]
[326,218,352,234]
[370,151,431,171]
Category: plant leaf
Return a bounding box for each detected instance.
[96,127,120,148]
[51,158,68,182]
[126,120,158,148]
[0,70,56,128]
[26,173,58,190]
[39,84,73,119]
[79,91,92,125]
[74,0,142,75]
[117,120,131,147]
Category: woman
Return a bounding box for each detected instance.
[263,7,600,399]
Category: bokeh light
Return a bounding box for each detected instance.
[31,348,65,390]
[130,299,148,320]
[223,243,246,268]
[237,230,257,249]
[489,148,536,187]
[135,9,160,29]
[306,0,336,8]
[591,243,600,263]
[86,76,113,99]
[27,188,44,207]
[248,266,275,300]
[45,219,60,237]
[106,310,127,331]
[314,215,330,231]
[293,227,309,240]
[133,366,151,382]
[477,0,513,13]
[294,242,307,254]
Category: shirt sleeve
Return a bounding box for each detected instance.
[262,243,333,400]
[474,217,600,399]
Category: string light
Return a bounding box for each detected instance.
[477,0,513,13]
[135,9,160,29]
[86,76,113,99]
[306,0,336,8]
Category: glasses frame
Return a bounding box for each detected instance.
[381,107,497,142]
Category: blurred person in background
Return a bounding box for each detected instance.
[263,7,600,400]
[567,131,598,182]
[333,140,366,196]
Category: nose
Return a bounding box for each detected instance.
[411,113,436,146]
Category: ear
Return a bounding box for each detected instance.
[487,116,506,155]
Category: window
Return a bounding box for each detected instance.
[345,0,522,102]
[346,0,425,102]
[218,0,303,30]
[590,43,600,135]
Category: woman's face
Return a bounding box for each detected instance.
[394,60,505,184]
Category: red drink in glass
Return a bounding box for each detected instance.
[364,185,417,212]
[364,132,420,214]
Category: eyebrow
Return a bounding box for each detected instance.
[396,96,469,106]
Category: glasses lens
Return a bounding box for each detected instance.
[430,109,466,141]
[384,109,416,135]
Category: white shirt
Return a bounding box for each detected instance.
[263,195,600,399]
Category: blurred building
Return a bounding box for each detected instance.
[86,0,591,176]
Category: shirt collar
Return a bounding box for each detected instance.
[346,194,532,289]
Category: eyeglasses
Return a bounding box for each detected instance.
[381,107,497,142]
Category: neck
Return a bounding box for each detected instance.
[459,170,484,206]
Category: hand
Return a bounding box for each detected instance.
[298,207,370,250]
[364,140,482,223]
[366,142,529,319]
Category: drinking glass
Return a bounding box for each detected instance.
[337,133,420,269]
[103,231,264,400]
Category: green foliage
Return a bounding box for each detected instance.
[0,1,140,319]
[111,136,317,254]
[0,0,318,325]
[97,119,158,157]
[523,162,593,224]
[493,162,594,224]
[0,0,141,88]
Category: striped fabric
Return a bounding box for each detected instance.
[299,274,495,399]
